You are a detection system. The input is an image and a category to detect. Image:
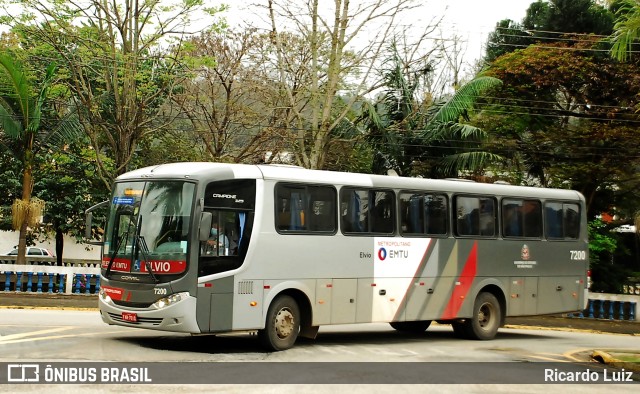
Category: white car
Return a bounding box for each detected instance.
[3,247,56,264]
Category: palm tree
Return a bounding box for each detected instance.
[608,0,640,61]
[0,55,56,264]
[359,43,503,178]
[358,45,426,176]
[419,76,504,177]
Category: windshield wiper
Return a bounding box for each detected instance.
[105,234,125,279]
[136,235,159,284]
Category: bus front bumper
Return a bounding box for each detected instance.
[98,293,201,333]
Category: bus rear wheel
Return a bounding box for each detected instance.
[463,292,501,340]
[389,320,432,333]
[259,295,300,351]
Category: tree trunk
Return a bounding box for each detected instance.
[56,228,64,266]
[16,161,33,265]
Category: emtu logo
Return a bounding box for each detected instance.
[378,247,387,261]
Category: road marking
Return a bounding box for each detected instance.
[0,329,130,345]
[0,327,74,342]
[528,354,569,362]
[563,348,592,362]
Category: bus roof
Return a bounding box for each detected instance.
[117,162,583,201]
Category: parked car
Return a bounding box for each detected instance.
[1,247,56,265]
[5,247,55,257]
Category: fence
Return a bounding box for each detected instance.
[567,293,638,322]
[0,256,101,295]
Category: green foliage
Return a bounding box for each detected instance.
[33,144,109,243]
[609,0,640,61]
[588,219,617,255]
[485,39,640,216]
[587,219,629,293]
[484,0,614,65]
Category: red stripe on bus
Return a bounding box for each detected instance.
[440,242,478,320]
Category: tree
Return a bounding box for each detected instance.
[2,0,227,186]
[264,0,438,170]
[34,143,110,264]
[417,76,504,178]
[484,19,532,65]
[358,43,503,178]
[0,55,54,264]
[484,0,614,65]
[608,0,640,61]
[485,39,640,218]
[172,29,289,164]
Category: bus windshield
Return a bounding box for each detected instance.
[102,181,195,279]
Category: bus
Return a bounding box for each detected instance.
[86,162,589,351]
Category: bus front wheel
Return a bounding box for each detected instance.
[463,292,501,340]
[259,295,300,351]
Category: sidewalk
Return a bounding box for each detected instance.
[506,315,639,336]
[0,292,98,309]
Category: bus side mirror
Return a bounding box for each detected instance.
[199,212,213,242]
[85,200,109,245]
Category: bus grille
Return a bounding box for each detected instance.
[112,300,153,308]
[108,313,163,325]
[238,281,253,295]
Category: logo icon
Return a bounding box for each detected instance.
[378,247,387,261]
[8,364,40,382]
[521,244,530,261]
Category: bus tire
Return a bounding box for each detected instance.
[464,292,501,340]
[259,295,300,351]
[389,320,432,333]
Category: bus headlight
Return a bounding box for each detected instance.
[152,292,189,309]
[99,288,112,304]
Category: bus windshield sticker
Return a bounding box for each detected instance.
[113,197,135,205]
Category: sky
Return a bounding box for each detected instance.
[434,0,535,60]
[219,0,535,66]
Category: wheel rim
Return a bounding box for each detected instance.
[477,302,495,330]
[274,307,295,339]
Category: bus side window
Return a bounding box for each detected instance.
[370,191,394,233]
[276,183,336,233]
[564,203,580,239]
[456,196,495,237]
[545,202,564,239]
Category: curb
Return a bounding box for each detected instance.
[591,350,640,373]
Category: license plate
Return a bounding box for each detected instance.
[122,312,138,322]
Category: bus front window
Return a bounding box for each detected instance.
[103,181,195,279]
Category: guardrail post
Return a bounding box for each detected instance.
[74,274,82,294]
[630,302,636,321]
[86,274,93,294]
[58,274,66,294]
[26,272,34,293]
[598,299,604,318]
[619,301,624,320]
[608,301,614,320]
[16,272,23,292]
[36,272,43,293]
[95,275,100,293]
[47,273,54,293]
[588,299,594,318]
[4,272,11,292]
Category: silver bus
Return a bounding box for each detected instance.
[86,162,589,351]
